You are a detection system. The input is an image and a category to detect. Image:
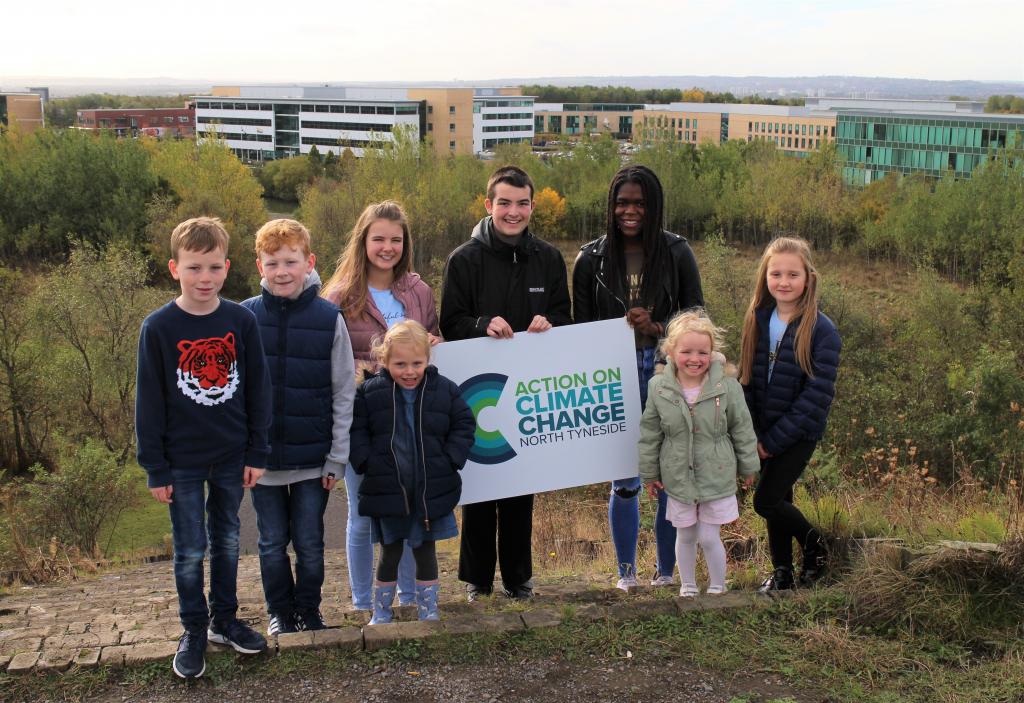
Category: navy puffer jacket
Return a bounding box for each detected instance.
[242,279,341,471]
[350,366,476,520]
[742,306,841,456]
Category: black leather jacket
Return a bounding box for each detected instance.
[572,230,704,327]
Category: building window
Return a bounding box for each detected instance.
[449,105,455,114]
[449,123,455,132]
[427,123,433,132]
[449,140,456,150]
[427,105,433,114]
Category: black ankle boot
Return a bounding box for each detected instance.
[758,566,795,593]
[798,539,829,587]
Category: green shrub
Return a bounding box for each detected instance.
[20,439,138,557]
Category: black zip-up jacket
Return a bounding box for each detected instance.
[440,217,572,341]
[572,231,704,328]
[350,366,476,522]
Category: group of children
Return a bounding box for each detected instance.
[135,165,840,679]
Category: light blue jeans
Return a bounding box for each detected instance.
[609,347,678,579]
[344,464,415,609]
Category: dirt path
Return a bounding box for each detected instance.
[87,657,809,703]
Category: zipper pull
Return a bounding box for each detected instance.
[513,249,518,264]
[424,517,431,531]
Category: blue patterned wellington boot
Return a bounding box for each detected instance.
[415,582,440,621]
[369,582,397,625]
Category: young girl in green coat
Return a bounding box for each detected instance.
[639,311,760,597]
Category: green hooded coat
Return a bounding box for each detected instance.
[638,355,759,505]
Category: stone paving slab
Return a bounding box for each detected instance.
[36,649,76,673]
[124,641,180,665]
[73,647,101,668]
[6,651,40,674]
[0,551,769,674]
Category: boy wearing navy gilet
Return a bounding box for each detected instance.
[136,217,271,679]
[241,219,356,636]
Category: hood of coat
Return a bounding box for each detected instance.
[471,217,537,259]
[259,269,324,308]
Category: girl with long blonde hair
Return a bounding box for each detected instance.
[739,237,841,592]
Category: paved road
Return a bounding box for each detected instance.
[238,485,348,554]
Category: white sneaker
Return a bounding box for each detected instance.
[615,575,639,591]
[706,584,728,595]
[650,575,675,587]
[679,583,699,598]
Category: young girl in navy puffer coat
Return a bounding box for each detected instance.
[739,237,841,593]
[350,320,476,624]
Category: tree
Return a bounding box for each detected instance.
[0,129,157,260]
[146,139,267,299]
[0,269,52,473]
[35,247,166,466]
[531,187,568,239]
[258,155,320,201]
[680,88,706,103]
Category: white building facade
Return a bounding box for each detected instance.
[472,92,535,154]
[194,87,422,161]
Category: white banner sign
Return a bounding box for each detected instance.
[432,319,642,505]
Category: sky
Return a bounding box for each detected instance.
[5,0,1022,83]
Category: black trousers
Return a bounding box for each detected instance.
[458,494,533,590]
[377,540,437,582]
[752,440,821,569]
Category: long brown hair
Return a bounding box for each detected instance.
[320,201,413,320]
[739,237,820,384]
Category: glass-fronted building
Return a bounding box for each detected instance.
[836,110,1024,185]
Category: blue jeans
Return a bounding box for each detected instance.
[250,477,330,615]
[344,464,415,608]
[609,347,678,579]
[167,465,244,630]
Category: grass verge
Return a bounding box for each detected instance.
[4,584,1023,703]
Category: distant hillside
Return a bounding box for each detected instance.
[5,74,1022,100]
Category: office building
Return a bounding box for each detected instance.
[75,107,195,138]
[195,86,533,160]
[0,92,45,133]
[533,103,644,140]
[634,103,837,155]
[836,110,1023,185]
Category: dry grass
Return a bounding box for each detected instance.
[847,537,1024,644]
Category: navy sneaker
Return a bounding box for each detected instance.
[267,612,299,637]
[208,618,267,654]
[172,628,207,679]
[295,609,326,631]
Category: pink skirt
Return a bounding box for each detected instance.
[665,494,739,528]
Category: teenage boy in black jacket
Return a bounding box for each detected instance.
[440,165,571,600]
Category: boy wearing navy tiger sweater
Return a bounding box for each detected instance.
[135,216,271,679]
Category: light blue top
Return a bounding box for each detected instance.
[768,308,787,382]
[369,286,406,328]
